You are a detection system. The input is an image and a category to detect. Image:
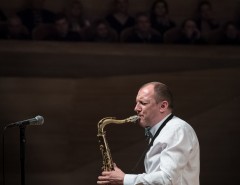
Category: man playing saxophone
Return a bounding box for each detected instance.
[97,81,200,185]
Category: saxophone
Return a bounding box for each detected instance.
[97,115,139,171]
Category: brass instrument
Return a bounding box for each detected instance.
[97,115,139,171]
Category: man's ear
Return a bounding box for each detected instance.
[159,101,169,113]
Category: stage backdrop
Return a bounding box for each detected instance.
[0,41,240,185]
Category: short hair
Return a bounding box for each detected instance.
[142,82,174,109]
[135,12,150,20]
[151,0,169,14]
[198,1,212,11]
[181,18,197,29]
[54,13,68,23]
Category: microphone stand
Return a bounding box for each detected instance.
[19,125,26,185]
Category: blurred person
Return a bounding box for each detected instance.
[17,0,56,32]
[53,13,81,41]
[0,8,7,22]
[236,6,240,29]
[97,81,200,185]
[0,9,7,39]
[121,12,162,44]
[176,19,206,44]
[106,0,135,35]
[219,21,240,45]
[31,23,57,40]
[150,0,176,35]
[64,0,90,34]
[195,1,219,37]
[84,19,118,42]
[5,15,30,40]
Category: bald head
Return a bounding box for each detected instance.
[140,82,174,109]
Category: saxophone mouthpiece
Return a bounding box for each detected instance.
[128,115,139,123]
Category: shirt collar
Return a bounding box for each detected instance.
[149,113,172,137]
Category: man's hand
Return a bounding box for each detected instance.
[97,164,125,185]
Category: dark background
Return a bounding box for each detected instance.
[1,1,240,184]
[0,41,240,185]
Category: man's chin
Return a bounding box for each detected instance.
[138,119,147,128]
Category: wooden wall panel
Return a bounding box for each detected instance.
[0,41,240,185]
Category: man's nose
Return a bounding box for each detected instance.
[134,103,141,113]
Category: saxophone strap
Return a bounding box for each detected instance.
[148,113,174,147]
[131,113,174,172]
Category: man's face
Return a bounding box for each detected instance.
[154,2,167,16]
[8,17,23,34]
[115,0,128,14]
[96,23,109,38]
[137,15,151,33]
[134,84,161,128]
[183,20,197,38]
[200,4,212,20]
[55,18,69,34]
[226,24,238,39]
[71,2,82,17]
[31,0,45,9]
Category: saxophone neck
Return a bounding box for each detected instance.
[97,115,139,134]
[98,117,115,135]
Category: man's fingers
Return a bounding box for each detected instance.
[98,175,108,180]
[97,180,110,184]
[102,171,111,176]
[97,176,110,184]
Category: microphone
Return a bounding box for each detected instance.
[6,115,44,128]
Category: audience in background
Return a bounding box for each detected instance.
[175,19,206,44]
[195,1,219,38]
[0,0,239,45]
[0,8,7,22]
[121,12,162,43]
[150,0,176,36]
[17,0,56,32]
[53,13,82,41]
[5,15,30,40]
[64,0,90,34]
[31,23,57,40]
[84,19,118,42]
[0,8,7,38]
[218,21,240,45]
[105,0,135,35]
[236,8,240,30]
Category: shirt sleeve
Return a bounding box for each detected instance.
[124,171,172,185]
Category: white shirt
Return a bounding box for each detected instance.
[124,115,200,185]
